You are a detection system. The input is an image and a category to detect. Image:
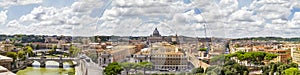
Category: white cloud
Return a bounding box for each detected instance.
[288,12,300,29]
[0,0,42,8]
[250,0,292,20]
[272,19,287,24]
[71,0,105,14]
[1,0,300,38]
[100,0,189,21]
[6,0,103,36]
[6,20,21,27]
[229,7,255,22]
[0,10,7,24]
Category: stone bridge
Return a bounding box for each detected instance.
[27,56,77,68]
[33,49,69,54]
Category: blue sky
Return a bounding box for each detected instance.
[0,0,300,38]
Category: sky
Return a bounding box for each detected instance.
[0,0,300,38]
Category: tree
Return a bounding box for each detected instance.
[6,52,17,62]
[205,65,223,75]
[228,52,277,66]
[284,68,300,75]
[139,62,153,75]
[265,53,277,61]
[69,46,80,57]
[36,44,40,50]
[206,60,249,75]
[290,63,298,68]
[210,55,226,65]
[17,50,26,60]
[253,52,266,62]
[51,45,57,54]
[24,46,34,57]
[199,48,207,51]
[261,62,299,75]
[243,52,254,66]
[104,62,123,75]
[120,62,138,75]
[63,53,69,57]
[192,67,205,74]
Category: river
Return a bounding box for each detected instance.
[16,61,76,75]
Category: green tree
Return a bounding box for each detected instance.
[192,67,205,74]
[284,68,300,75]
[210,55,226,65]
[120,62,138,75]
[277,63,288,75]
[69,46,80,57]
[17,50,26,60]
[289,63,298,68]
[63,53,69,57]
[104,62,123,75]
[36,44,40,50]
[287,57,292,63]
[24,46,34,57]
[253,52,266,62]
[139,62,153,75]
[51,45,57,54]
[265,53,277,61]
[261,62,300,75]
[243,52,254,66]
[206,60,249,75]
[6,52,17,62]
[199,48,207,51]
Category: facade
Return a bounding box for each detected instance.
[98,45,137,67]
[229,41,298,65]
[151,52,188,71]
[291,47,300,64]
[133,48,151,63]
[134,42,188,71]
[0,55,13,70]
[150,43,188,71]
[0,44,15,52]
[266,49,291,63]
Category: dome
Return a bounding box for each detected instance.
[152,27,161,37]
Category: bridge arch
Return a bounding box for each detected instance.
[27,56,78,68]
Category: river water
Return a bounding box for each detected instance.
[16,61,76,75]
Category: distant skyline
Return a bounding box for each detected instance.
[0,0,300,38]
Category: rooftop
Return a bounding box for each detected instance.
[0,55,13,62]
[109,45,136,53]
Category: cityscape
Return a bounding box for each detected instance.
[0,0,300,75]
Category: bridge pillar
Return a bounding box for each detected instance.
[40,61,46,67]
[40,56,46,67]
[59,56,63,68]
[59,62,63,68]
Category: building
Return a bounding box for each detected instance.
[266,49,291,63]
[0,66,15,75]
[0,55,13,70]
[291,47,300,64]
[147,28,163,43]
[0,44,15,52]
[134,42,188,71]
[134,48,150,63]
[150,42,188,71]
[98,45,137,67]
